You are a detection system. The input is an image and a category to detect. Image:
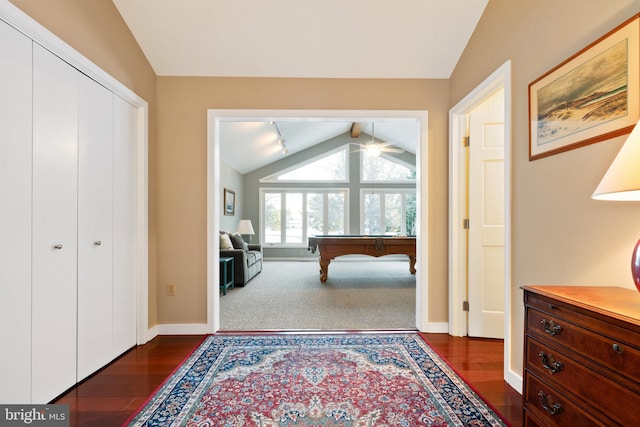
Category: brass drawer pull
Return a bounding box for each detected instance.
[539,351,564,374]
[538,390,563,416]
[541,319,562,336]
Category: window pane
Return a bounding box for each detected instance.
[405,193,417,235]
[278,149,346,181]
[362,154,414,181]
[262,190,348,245]
[306,193,324,237]
[327,192,345,235]
[285,193,303,243]
[363,193,381,235]
[385,193,402,234]
[264,193,281,243]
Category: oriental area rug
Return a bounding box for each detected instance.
[126,333,508,426]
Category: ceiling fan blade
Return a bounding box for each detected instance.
[377,142,404,153]
[350,142,404,154]
[350,122,362,138]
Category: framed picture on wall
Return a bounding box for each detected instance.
[224,188,235,216]
[529,14,640,161]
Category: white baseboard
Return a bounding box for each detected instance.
[143,325,159,344]
[506,369,523,394]
[422,322,449,333]
[157,323,210,335]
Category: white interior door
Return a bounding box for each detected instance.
[0,19,32,404]
[77,73,114,381]
[32,43,79,403]
[468,109,505,339]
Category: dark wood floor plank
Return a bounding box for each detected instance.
[54,333,522,427]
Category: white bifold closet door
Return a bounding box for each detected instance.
[113,96,138,356]
[0,18,33,404]
[1,16,139,404]
[32,42,79,403]
[77,74,114,381]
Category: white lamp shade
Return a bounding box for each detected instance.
[592,119,640,201]
[236,219,255,235]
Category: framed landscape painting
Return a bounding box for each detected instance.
[224,188,235,216]
[529,14,640,160]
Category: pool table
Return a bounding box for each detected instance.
[308,235,416,282]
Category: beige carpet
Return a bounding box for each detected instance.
[220,259,416,330]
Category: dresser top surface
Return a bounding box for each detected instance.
[522,285,640,326]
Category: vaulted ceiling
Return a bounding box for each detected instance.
[219,120,419,174]
[112,0,489,173]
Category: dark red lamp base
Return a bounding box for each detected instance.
[633,238,640,292]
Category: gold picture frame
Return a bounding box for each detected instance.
[223,188,235,216]
[529,14,640,161]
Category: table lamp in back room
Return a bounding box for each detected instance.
[237,219,255,243]
[592,119,640,292]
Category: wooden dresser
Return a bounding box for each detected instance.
[522,286,640,426]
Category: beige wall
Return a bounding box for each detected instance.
[156,77,451,324]
[9,0,159,325]
[451,0,640,375]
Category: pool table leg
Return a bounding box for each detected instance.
[408,255,416,274]
[319,258,331,282]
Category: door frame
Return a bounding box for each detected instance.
[448,61,519,389]
[207,109,430,333]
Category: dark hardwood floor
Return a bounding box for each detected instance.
[54,333,522,426]
[55,335,205,427]
[420,333,523,427]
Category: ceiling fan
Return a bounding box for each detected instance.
[350,122,404,157]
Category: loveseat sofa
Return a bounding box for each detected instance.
[219,231,263,286]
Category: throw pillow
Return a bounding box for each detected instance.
[219,233,234,250]
[230,232,249,251]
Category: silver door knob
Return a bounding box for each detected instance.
[53,244,63,250]
[94,241,102,246]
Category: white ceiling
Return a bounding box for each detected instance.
[112,0,488,173]
[112,0,488,79]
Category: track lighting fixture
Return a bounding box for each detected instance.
[273,122,288,155]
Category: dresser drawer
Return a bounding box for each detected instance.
[526,336,640,426]
[523,410,546,427]
[524,371,609,427]
[526,291,640,349]
[526,306,640,381]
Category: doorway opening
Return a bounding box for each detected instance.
[207,110,429,333]
[448,61,519,391]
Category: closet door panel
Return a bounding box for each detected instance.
[77,74,114,381]
[113,96,138,355]
[32,43,78,403]
[0,19,32,404]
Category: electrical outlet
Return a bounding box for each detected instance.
[167,283,176,296]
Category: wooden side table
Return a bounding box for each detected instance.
[219,257,234,295]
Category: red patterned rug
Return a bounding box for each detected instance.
[126,333,508,426]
